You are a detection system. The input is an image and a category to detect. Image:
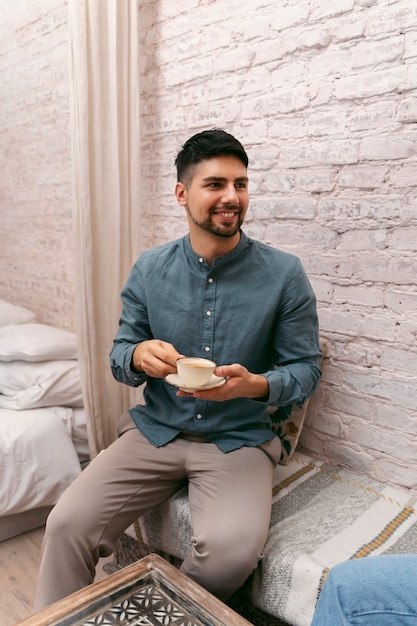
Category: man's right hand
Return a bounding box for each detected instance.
[132,340,184,379]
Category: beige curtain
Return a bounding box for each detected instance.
[69,0,141,456]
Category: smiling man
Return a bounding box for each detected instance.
[35,129,322,610]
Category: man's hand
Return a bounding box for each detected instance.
[132,340,184,379]
[177,363,269,401]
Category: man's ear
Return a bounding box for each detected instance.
[175,182,188,206]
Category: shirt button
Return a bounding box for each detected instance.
[196,414,203,420]
[206,311,211,316]
[208,277,214,283]
[204,346,211,352]
[199,257,204,263]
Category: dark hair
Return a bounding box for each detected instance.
[175,128,249,184]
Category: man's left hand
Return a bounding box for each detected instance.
[176,364,269,401]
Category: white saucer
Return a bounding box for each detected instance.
[165,373,226,393]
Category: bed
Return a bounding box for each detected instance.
[0,299,89,541]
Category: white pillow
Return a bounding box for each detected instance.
[0,407,81,515]
[71,408,90,464]
[0,360,83,410]
[0,300,37,326]
[0,323,78,362]
[72,407,88,442]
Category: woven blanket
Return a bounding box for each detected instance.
[136,451,417,626]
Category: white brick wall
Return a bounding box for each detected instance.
[0,0,74,330]
[1,0,416,487]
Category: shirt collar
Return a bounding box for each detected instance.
[183,230,252,269]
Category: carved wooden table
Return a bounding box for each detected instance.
[16,553,252,626]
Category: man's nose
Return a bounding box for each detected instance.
[221,184,239,204]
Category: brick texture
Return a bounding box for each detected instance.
[0,0,74,330]
[1,0,416,487]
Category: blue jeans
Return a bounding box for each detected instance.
[310,555,417,625]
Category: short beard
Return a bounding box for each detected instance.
[186,207,243,238]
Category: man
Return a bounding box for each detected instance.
[35,128,321,609]
[310,555,417,625]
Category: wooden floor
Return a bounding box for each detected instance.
[0,527,112,626]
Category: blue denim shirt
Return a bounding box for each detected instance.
[110,231,321,452]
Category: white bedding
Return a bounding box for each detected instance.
[0,407,81,516]
[0,299,37,326]
[0,360,83,410]
[0,301,89,520]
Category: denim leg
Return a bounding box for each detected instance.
[310,555,417,626]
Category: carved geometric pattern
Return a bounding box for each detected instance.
[81,582,207,625]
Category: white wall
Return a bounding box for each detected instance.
[0,0,74,330]
[1,0,416,487]
[138,0,417,488]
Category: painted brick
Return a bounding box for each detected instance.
[394,319,417,348]
[348,100,397,132]
[0,0,73,330]
[390,163,417,187]
[389,227,417,251]
[279,139,359,167]
[384,290,417,315]
[250,197,317,220]
[373,458,417,490]
[379,346,417,376]
[328,340,380,368]
[302,254,355,279]
[337,229,387,251]
[375,404,417,437]
[271,168,335,193]
[365,0,417,37]
[309,278,334,303]
[299,431,374,476]
[333,284,384,308]
[305,409,345,438]
[319,196,404,229]
[405,30,417,59]
[397,97,417,123]
[338,165,387,189]
[360,133,417,161]
[344,369,417,412]
[349,423,417,464]
[337,66,408,99]
[265,223,337,249]
[310,0,355,21]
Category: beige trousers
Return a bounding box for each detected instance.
[35,412,281,609]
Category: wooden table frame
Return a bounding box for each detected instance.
[16,553,252,626]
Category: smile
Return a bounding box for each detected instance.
[213,210,239,218]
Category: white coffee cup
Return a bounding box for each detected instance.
[176,357,216,387]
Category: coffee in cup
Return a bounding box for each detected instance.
[176,357,216,387]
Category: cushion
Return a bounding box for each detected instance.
[270,336,329,464]
[0,407,81,515]
[270,402,311,465]
[0,323,78,362]
[0,299,37,326]
[72,407,88,442]
[0,360,83,410]
[71,408,90,464]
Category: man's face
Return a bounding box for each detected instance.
[175,155,249,239]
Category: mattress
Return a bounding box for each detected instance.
[0,300,89,539]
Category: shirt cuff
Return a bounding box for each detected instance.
[262,370,283,405]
